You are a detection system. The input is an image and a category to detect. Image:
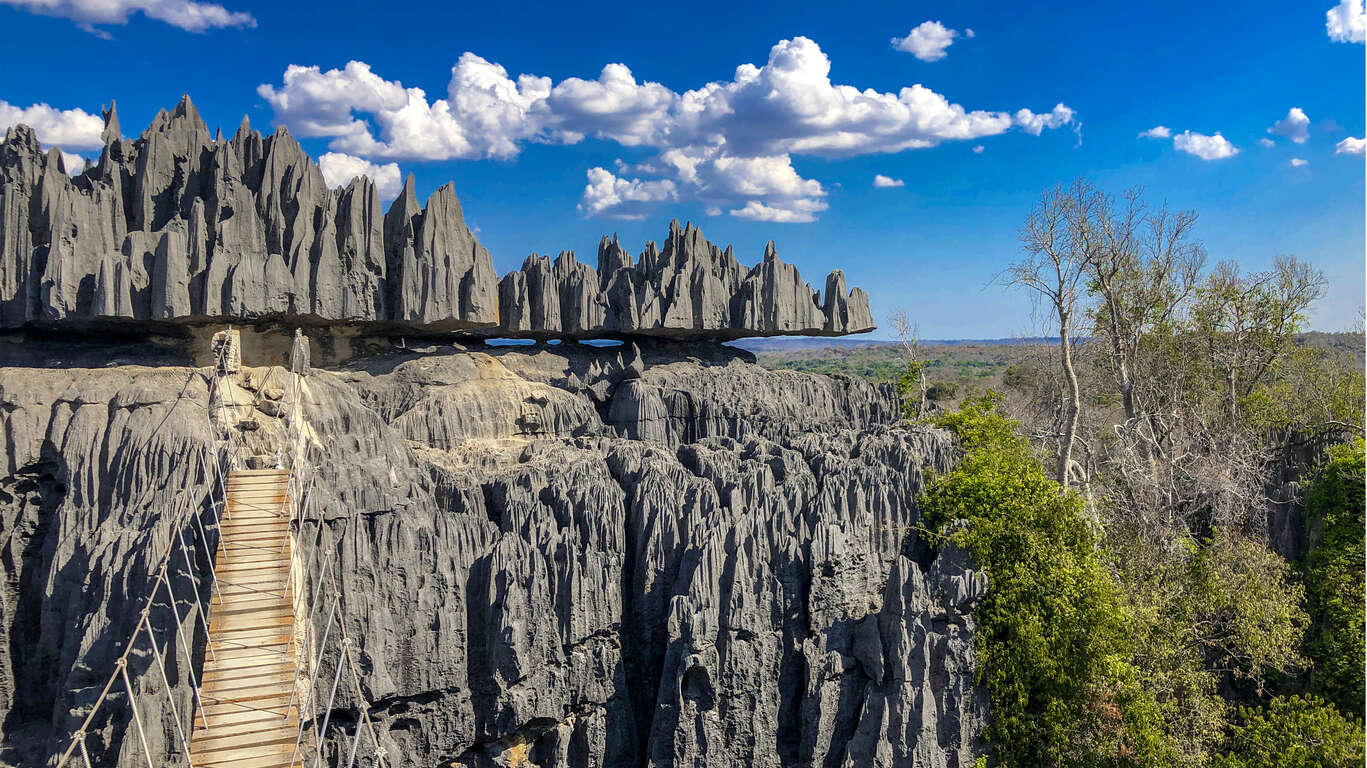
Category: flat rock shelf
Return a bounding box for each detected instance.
[190,469,299,768]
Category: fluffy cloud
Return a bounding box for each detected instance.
[1289,158,1308,167]
[891,21,971,61]
[0,0,254,33]
[586,151,828,220]
[0,100,104,149]
[1268,107,1310,143]
[1259,137,1276,148]
[258,57,547,161]
[1172,131,1239,160]
[261,37,1074,221]
[873,174,904,188]
[1014,104,1075,136]
[1138,125,1172,139]
[972,145,985,154]
[578,167,677,220]
[317,152,402,201]
[729,199,829,223]
[1327,0,1366,42]
[1335,136,1366,154]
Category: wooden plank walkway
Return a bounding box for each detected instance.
[190,469,300,768]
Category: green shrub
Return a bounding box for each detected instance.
[1214,695,1364,768]
[922,394,1170,767]
[1301,440,1366,719]
[927,380,960,401]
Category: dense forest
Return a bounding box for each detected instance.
[772,180,1366,768]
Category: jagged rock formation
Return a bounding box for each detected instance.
[0,339,984,768]
[0,97,492,330]
[499,229,873,339]
[0,97,874,340]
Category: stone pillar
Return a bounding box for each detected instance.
[290,329,311,375]
[211,328,241,375]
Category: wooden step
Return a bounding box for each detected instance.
[192,470,305,766]
[192,705,295,732]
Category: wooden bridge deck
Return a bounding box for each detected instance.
[190,468,300,768]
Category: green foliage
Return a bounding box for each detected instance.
[1108,525,1307,767]
[896,359,928,418]
[1188,531,1308,679]
[1213,695,1364,768]
[1301,440,1366,718]
[1241,345,1366,438]
[925,395,1316,767]
[1002,364,1031,390]
[927,380,959,401]
[922,395,1169,767]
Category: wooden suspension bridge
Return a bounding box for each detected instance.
[53,329,389,768]
[189,468,299,768]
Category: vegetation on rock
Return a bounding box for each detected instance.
[900,179,1366,767]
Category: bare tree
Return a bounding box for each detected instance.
[1194,256,1326,424]
[1004,179,1099,487]
[1088,188,1206,426]
[890,310,927,418]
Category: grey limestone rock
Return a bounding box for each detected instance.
[494,221,873,340]
[0,340,985,767]
[1,97,874,341]
[0,96,495,331]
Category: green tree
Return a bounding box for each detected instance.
[1191,256,1326,427]
[923,395,1170,767]
[1300,440,1366,718]
[1104,523,1306,767]
[1214,695,1364,768]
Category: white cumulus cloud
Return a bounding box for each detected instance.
[0,100,104,149]
[891,20,967,61]
[729,199,829,223]
[1172,130,1239,160]
[1259,137,1276,147]
[1138,125,1172,139]
[317,152,403,201]
[1014,104,1075,136]
[0,0,254,34]
[578,167,677,220]
[873,174,904,188]
[1268,107,1310,144]
[1289,158,1308,167]
[1335,136,1366,154]
[1327,0,1366,42]
[972,145,984,154]
[260,37,1074,221]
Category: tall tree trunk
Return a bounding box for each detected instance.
[1057,308,1081,487]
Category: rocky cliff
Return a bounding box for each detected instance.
[0,96,873,340]
[0,338,985,767]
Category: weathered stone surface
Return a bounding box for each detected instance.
[1,97,875,341]
[0,340,982,767]
[493,223,873,340]
[0,96,494,331]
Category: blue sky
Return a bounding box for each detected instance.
[1,0,1362,338]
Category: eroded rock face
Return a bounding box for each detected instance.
[0,98,874,341]
[0,98,494,331]
[0,340,983,767]
[498,228,874,340]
